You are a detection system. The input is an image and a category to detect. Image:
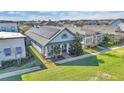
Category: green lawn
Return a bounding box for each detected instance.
[83,47,103,54]
[0,75,22,81]
[0,58,42,74]
[21,47,124,81]
[100,43,117,48]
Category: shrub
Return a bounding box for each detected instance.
[1,55,34,69]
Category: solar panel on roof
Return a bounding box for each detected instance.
[32,26,61,39]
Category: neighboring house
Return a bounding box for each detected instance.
[110,19,124,39]
[68,27,104,48]
[25,26,75,58]
[111,19,122,27]
[0,21,18,32]
[81,24,124,40]
[111,19,124,32]
[83,32,104,48]
[0,32,26,63]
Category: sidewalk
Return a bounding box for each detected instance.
[0,66,41,79]
[55,45,124,64]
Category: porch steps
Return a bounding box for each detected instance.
[62,53,72,59]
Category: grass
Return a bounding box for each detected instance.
[0,75,22,81]
[0,60,41,74]
[22,47,124,81]
[29,46,56,68]
[83,47,103,54]
[100,43,117,48]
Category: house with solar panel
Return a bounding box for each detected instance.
[25,26,75,58]
[25,25,105,59]
[0,21,26,65]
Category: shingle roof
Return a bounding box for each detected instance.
[67,26,99,36]
[31,26,63,39]
[25,26,65,46]
[25,30,49,46]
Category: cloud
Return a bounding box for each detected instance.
[27,15,51,21]
[0,11,124,21]
[51,11,124,20]
[0,16,24,21]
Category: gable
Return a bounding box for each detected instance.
[49,28,75,43]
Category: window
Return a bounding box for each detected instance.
[16,47,22,54]
[1,27,6,31]
[11,26,15,32]
[4,48,11,56]
[62,34,67,39]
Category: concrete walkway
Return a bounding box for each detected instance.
[0,66,41,79]
[62,53,72,59]
[97,46,107,50]
[55,45,124,64]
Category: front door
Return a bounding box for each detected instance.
[62,44,67,53]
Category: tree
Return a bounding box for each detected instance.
[52,45,61,59]
[103,34,111,44]
[70,32,82,56]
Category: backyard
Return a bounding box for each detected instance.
[21,47,124,81]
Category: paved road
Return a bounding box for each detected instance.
[0,66,41,79]
[55,45,124,64]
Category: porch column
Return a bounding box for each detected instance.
[92,34,94,43]
[66,43,69,54]
[45,46,48,58]
[60,44,62,55]
[95,35,98,44]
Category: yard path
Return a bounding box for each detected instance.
[55,45,124,64]
[97,46,107,50]
[62,53,72,59]
[0,66,41,79]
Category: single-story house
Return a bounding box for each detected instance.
[25,26,75,58]
[0,32,26,63]
[25,26,105,59]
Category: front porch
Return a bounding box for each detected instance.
[44,42,71,59]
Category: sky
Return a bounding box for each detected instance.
[0,11,124,21]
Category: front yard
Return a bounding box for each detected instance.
[83,47,103,54]
[0,61,41,74]
[0,75,22,81]
[100,43,117,48]
[22,47,124,81]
